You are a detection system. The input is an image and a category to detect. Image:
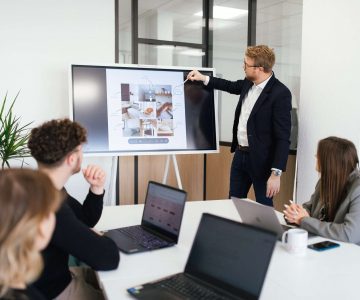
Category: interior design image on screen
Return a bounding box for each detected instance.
[70,64,218,155]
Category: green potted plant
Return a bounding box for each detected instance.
[0,91,33,169]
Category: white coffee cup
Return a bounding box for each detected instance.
[282,228,308,256]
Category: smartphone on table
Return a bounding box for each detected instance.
[308,240,340,251]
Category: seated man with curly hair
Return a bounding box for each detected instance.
[28,119,120,300]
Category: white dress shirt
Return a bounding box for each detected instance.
[204,74,272,147]
[237,75,272,146]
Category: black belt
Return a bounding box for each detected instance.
[238,145,250,152]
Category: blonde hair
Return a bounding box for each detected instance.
[0,169,61,296]
[245,45,275,73]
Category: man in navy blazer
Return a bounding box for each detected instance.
[187,45,292,206]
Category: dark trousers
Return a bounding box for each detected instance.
[229,148,273,207]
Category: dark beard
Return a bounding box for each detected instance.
[72,156,82,175]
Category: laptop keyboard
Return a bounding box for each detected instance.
[118,226,170,249]
[159,274,229,300]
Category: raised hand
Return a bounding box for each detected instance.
[82,165,106,195]
[187,69,206,82]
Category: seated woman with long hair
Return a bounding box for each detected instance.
[0,169,61,300]
[284,136,360,244]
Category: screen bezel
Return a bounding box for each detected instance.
[69,63,219,156]
[140,181,187,243]
[184,213,277,299]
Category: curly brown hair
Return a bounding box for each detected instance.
[28,119,87,166]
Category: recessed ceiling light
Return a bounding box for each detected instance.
[155,45,175,50]
[179,49,205,56]
[195,6,248,20]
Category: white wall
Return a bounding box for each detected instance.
[296,0,360,203]
[6,1,360,205]
[0,0,117,204]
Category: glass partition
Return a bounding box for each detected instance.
[213,0,249,142]
[138,0,203,44]
[138,44,202,67]
[118,0,132,64]
[256,0,303,150]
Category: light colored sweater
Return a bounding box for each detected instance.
[300,169,360,245]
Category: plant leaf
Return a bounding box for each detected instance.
[0,91,33,168]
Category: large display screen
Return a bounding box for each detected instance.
[70,64,218,156]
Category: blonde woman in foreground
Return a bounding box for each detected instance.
[0,169,61,300]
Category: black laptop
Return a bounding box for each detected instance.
[104,181,187,254]
[127,213,277,300]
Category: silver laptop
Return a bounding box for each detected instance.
[232,197,297,239]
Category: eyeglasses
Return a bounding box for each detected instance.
[243,60,260,69]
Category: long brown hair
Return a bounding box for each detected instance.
[317,137,359,221]
[0,169,61,296]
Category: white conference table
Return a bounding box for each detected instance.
[95,200,360,300]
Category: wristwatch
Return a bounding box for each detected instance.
[271,168,282,176]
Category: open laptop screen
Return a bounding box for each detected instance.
[185,214,277,299]
[141,181,186,239]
